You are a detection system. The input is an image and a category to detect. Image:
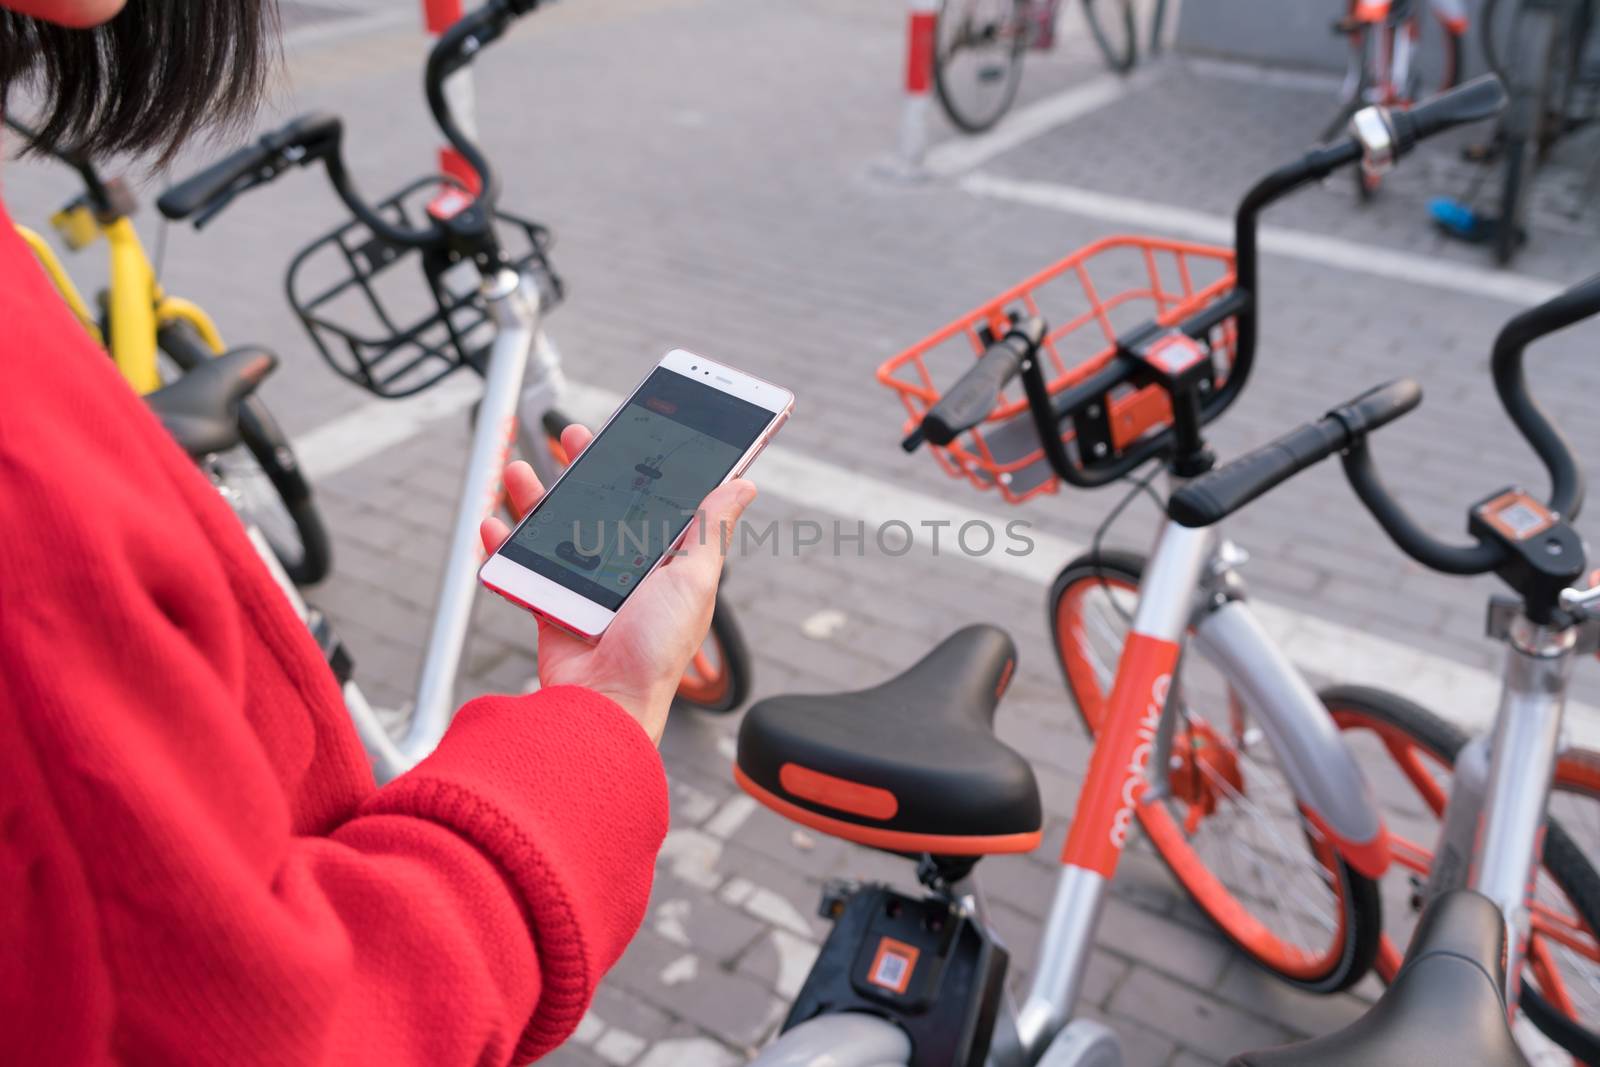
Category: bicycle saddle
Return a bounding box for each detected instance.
[1228,890,1529,1067]
[144,347,277,458]
[735,625,1042,856]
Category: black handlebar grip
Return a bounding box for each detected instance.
[1391,74,1507,155]
[158,141,277,220]
[260,112,343,158]
[1325,377,1423,437]
[158,112,343,221]
[909,317,1047,450]
[1170,378,1423,528]
[1168,418,1351,528]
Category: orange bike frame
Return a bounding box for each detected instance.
[1012,519,1390,1057]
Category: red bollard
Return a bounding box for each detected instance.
[422,0,482,196]
[896,0,939,175]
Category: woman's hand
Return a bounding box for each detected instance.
[479,424,757,744]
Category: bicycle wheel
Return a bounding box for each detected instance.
[933,0,1028,133]
[1321,21,1373,144]
[158,322,332,585]
[1051,551,1381,992]
[1327,686,1600,1062]
[1083,0,1137,73]
[1496,8,1558,265]
[675,590,753,714]
[1436,13,1463,92]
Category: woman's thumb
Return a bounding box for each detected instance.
[684,480,757,568]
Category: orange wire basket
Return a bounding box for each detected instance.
[877,235,1238,505]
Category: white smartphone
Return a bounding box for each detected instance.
[479,349,793,639]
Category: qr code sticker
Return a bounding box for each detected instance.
[869,938,918,994]
[873,952,908,989]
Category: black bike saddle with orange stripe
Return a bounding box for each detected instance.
[735,624,1042,856]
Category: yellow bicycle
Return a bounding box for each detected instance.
[8,117,330,584]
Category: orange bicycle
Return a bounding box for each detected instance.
[712,77,1589,1066]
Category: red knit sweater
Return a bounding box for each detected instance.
[0,198,668,1065]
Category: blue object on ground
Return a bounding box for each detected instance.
[1429,197,1493,243]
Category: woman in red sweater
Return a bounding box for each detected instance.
[0,1,755,1063]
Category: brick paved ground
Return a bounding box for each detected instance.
[6,1,1598,1063]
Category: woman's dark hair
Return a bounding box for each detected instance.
[0,0,279,164]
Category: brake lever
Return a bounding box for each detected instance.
[191,186,240,231]
[1558,582,1600,617]
[191,164,277,230]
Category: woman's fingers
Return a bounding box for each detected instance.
[559,423,593,460]
[675,479,757,587]
[480,516,511,554]
[503,460,545,518]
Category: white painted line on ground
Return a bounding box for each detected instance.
[959,172,1566,307]
[293,376,1600,747]
[923,69,1152,177]
[296,374,481,482]
[1184,56,1344,94]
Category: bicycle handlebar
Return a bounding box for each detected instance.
[1340,272,1600,577]
[3,116,117,215]
[158,113,342,224]
[1168,379,1422,528]
[159,0,544,248]
[1221,75,1504,418]
[904,317,1047,451]
[930,76,1505,490]
[1388,74,1508,155]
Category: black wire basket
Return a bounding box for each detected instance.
[286,176,564,399]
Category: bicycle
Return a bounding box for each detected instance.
[1476,0,1598,264]
[931,0,1169,134]
[1174,270,1600,1064]
[1322,0,1468,200]
[4,118,331,585]
[154,0,753,781]
[727,77,1575,1066]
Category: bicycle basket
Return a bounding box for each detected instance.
[286,176,564,399]
[877,235,1237,505]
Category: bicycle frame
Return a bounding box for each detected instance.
[341,264,568,781]
[1409,608,1580,1011]
[750,515,1389,1067]
[1007,518,1388,1061]
[17,213,228,390]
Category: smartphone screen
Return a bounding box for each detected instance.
[495,367,773,610]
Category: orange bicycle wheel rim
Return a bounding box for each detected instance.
[677,637,731,705]
[1333,707,1600,993]
[1055,571,1356,981]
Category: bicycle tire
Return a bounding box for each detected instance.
[1325,685,1600,1062]
[1083,0,1137,73]
[1321,23,1372,144]
[1354,164,1381,201]
[1051,550,1381,993]
[675,590,753,714]
[1481,0,1509,85]
[1496,7,1558,265]
[158,322,332,585]
[933,0,1028,133]
[1438,14,1463,92]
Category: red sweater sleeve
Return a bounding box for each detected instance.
[0,327,668,1063]
[352,687,669,1061]
[309,688,670,1063]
